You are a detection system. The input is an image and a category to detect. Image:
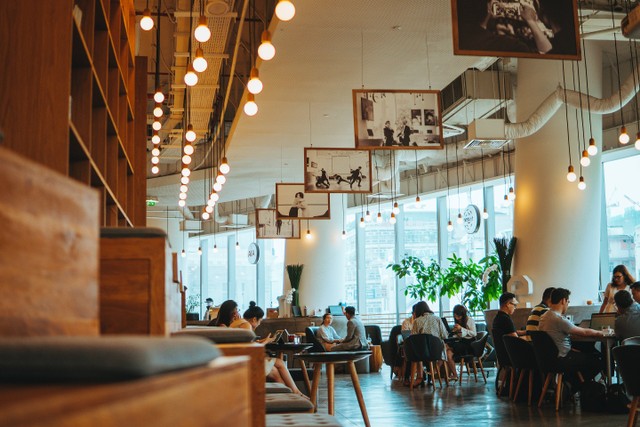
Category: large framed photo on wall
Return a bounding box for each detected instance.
[353,89,443,150]
[256,209,300,239]
[275,183,331,220]
[304,148,372,193]
[451,0,580,60]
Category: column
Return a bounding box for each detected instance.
[285,194,346,313]
[513,42,603,306]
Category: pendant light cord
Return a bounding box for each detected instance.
[561,61,573,165]
[612,2,625,125]
[579,1,594,139]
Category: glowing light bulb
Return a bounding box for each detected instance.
[192,47,208,73]
[179,192,187,200]
[447,220,453,231]
[205,205,214,214]
[206,200,215,208]
[181,176,190,185]
[275,0,296,21]
[235,241,240,250]
[185,124,196,142]
[508,187,516,201]
[482,208,489,219]
[153,104,163,118]
[220,157,230,174]
[359,217,365,228]
[456,213,463,224]
[636,137,640,150]
[184,64,198,87]
[502,194,511,207]
[151,156,159,164]
[305,229,312,240]
[197,246,202,255]
[151,133,160,144]
[415,195,421,208]
[139,8,154,31]
[210,192,219,202]
[153,87,164,104]
[181,249,186,258]
[202,211,210,220]
[247,67,263,94]
[151,165,159,174]
[341,230,347,240]
[566,165,577,182]
[178,199,186,207]
[389,213,396,224]
[181,167,191,177]
[587,137,598,156]
[258,30,276,60]
[213,244,218,253]
[216,173,226,185]
[152,120,162,131]
[392,202,399,215]
[376,212,382,223]
[183,143,194,156]
[194,15,211,43]
[578,176,586,190]
[213,182,222,192]
[365,210,371,222]
[580,150,591,167]
[180,184,188,193]
[619,126,630,144]
[244,93,258,116]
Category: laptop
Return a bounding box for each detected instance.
[589,313,616,331]
[328,305,345,316]
[441,317,453,334]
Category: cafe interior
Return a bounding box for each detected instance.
[2,0,640,426]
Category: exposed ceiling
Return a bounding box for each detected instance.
[141,0,634,221]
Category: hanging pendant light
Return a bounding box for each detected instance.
[566,165,577,182]
[216,172,226,185]
[153,103,163,118]
[258,30,276,60]
[446,220,453,231]
[180,176,190,185]
[184,64,198,86]
[194,15,211,43]
[415,195,421,208]
[152,120,162,131]
[359,217,365,228]
[364,210,371,222]
[587,137,598,156]
[183,143,194,156]
[220,157,230,174]
[178,199,186,207]
[213,181,222,192]
[181,249,186,258]
[151,165,159,174]
[244,93,258,116]
[247,67,263,94]
[185,124,197,142]
[508,187,516,201]
[619,126,630,144]
[151,132,160,144]
[376,212,382,223]
[389,212,396,224]
[275,0,295,21]
[151,147,160,156]
[580,150,591,167]
[635,133,640,150]
[305,228,312,240]
[392,202,399,215]
[201,212,210,220]
[456,212,463,224]
[341,230,347,240]
[153,87,164,103]
[578,176,586,190]
[192,47,208,73]
[482,208,489,220]
[140,7,154,31]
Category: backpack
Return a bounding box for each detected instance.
[606,384,631,414]
[580,380,607,412]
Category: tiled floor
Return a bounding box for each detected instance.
[311,366,628,427]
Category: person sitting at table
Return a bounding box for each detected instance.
[410,301,449,386]
[331,306,369,351]
[630,281,640,304]
[401,304,416,332]
[524,286,555,339]
[538,288,605,390]
[614,289,640,340]
[445,304,477,380]
[317,313,342,351]
[600,264,635,313]
[232,301,309,399]
[207,299,240,327]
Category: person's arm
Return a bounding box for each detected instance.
[459,317,477,338]
[568,324,604,338]
[316,326,330,343]
[343,320,356,342]
[520,4,552,54]
[329,326,342,342]
[599,284,611,313]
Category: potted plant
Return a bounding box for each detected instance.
[494,236,517,292]
[286,264,304,307]
[387,255,443,302]
[185,294,201,321]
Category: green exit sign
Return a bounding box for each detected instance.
[146,200,157,207]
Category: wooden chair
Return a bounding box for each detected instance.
[503,335,538,405]
[613,344,640,427]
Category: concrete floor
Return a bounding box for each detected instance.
[312,366,628,427]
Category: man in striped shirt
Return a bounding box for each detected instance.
[525,287,556,335]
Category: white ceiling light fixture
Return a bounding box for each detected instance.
[153,87,164,103]
[152,120,162,131]
[184,63,198,86]
[192,47,208,72]
[140,5,154,31]
[151,165,159,174]
[275,0,295,21]
[185,124,197,142]
[153,103,163,117]
[220,157,230,174]
[258,30,276,61]
[247,67,263,94]
[183,143,194,156]
[151,147,160,156]
[244,93,258,116]
[194,15,211,43]
[566,165,577,182]
[151,133,160,144]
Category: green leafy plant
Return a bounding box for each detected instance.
[387,256,442,302]
[186,294,201,314]
[494,236,517,292]
[286,264,304,307]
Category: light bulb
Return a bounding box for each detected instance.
[275,0,296,21]
[151,133,160,144]
[359,217,365,228]
[151,165,159,174]
[153,87,164,103]
[151,156,159,165]
[181,167,191,177]
[185,124,196,142]
[258,30,276,60]
[181,176,190,185]
[587,137,598,156]
[182,154,191,165]
[179,192,187,200]
[197,246,202,255]
[619,126,630,144]
[206,199,215,208]
[636,138,640,150]
[235,241,240,250]
[153,104,163,118]
[220,157,230,174]
[447,220,453,231]
[192,47,208,72]
[341,230,347,240]
[566,165,577,182]
[202,211,210,220]
[502,194,511,207]
[247,67,263,94]
[205,205,213,213]
[194,15,211,43]
[392,202,399,215]
[305,229,312,240]
[415,195,421,207]
[210,192,219,202]
[578,176,586,190]
[389,213,396,224]
[181,249,186,258]
[244,93,258,116]
[140,8,154,31]
[376,212,382,223]
[184,64,198,87]
[482,208,489,219]
[183,143,194,156]
[213,182,222,192]
[456,213,463,224]
[152,120,161,131]
[213,244,218,253]
[216,173,226,184]
[580,150,590,167]
[178,199,186,207]
[365,210,371,222]
[180,184,188,193]
[508,187,516,201]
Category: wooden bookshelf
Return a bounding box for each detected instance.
[0,0,145,227]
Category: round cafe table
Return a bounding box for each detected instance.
[295,351,372,427]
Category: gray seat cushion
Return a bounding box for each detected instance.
[265,393,314,413]
[266,382,293,393]
[172,326,256,343]
[0,336,219,382]
[266,414,344,427]
[100,227,166,238]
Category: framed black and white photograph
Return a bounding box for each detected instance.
[275,183,331,220]
[255,209,301,239]
[451,0,580,60]
[352,89,444,150]
[304,148,372,193]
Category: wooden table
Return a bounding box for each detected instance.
[369,344,382,372]
[295,351,372,427]
[265,343,312,367]
[571,334,618,385]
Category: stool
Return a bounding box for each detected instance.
[266,413,344,427]
[265,394,315,414]
[266,382,292,393]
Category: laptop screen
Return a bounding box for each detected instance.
[328,305,344,316]
[441,317,452,334]
[590,313,616,330]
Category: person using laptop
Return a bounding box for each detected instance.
[445,304,477,380]
[525,287,555,338]
[538,288,605,389]
[401,302,418,332]
[631,281,640,304]
[599,264,635,313]
[614,289,640,340]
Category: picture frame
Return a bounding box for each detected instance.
[304,148,372,193]
[352,89,444,150]
[451,0,581,60]
[275,183,331,220]
[255,209,301,239]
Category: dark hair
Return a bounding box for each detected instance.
[499,292,516,307]
[322,313,332,322]
[541,287,556,303]
[550,288,571,305]
[413,301,433,317]
[205,298,214,303]
[614,290,634,311]
[294,192,304,198]
[612,265,635,288]
[453,304,469,328]
[344,306,356,316]
[208,299,237,326]
[243,301,264,320]
[631,281,640,290]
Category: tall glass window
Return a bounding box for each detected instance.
[493,185,515,239]
[446,188,487,262]
[264,239,286,308]
[235,230,257,310]
[363,205,396,314]
[343,213,358,306]
[205,235,228,308]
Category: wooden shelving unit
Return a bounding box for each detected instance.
[0,0,145,226]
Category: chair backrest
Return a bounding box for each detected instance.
[528,330,562,374]
[403,334,430,362]
[502,335,536,369]
[491,328,512,367]
[470,331,489,358]
[364,324,382,345]
[424,334,445,362]
[304,326,325,352]
[613,345,640,396]
[623,336,640,346]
